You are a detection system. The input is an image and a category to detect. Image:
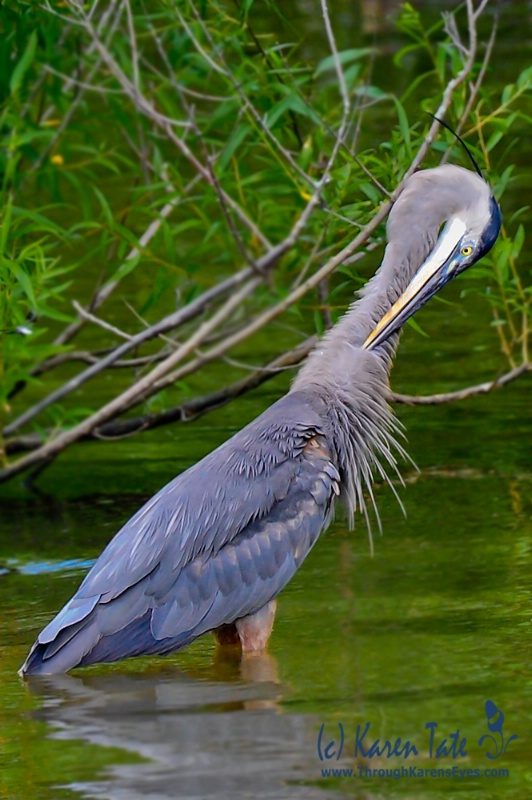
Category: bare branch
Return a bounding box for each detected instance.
[391,363,530,405]
[320,0,349,119]
[72,301,134,341]
[5,337,316,455]
[124,0,141,93]
[473,0,491,21]
[0,280,259,481]
[173,4,228,76]
[42,65,126,95]
[4,269,253,436]
[29,349,170,372]
[5,357,528,457]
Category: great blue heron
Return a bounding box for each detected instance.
[20,164,501,675]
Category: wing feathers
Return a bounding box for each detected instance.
[21,394,339,674]
[38,594,100,645]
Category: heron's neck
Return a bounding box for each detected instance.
[290,247,416,522]
[296,249,416,393]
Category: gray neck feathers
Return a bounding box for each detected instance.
[291,188,442,534]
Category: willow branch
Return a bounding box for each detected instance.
[3,271,253,437]
[93,338,316,438]
[7,357,527,457]
[183,3,312,188]
[390,363,530,405]
[4,337,316,455]
[76,6,270,248]
[72,301,133,341]
[0,280,259,481]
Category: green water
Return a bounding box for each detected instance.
[1,310,529,800]
[1,375,530,799]
[1,1,531,798]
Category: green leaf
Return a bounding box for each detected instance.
[313,309,324,336]
[92,186,114,226]
[343,64,361,90]
[393,42,423,69]
[265,93,322,129]
[486,131,504,152]
[501,84,514,104]
[105,253,141,286]
[36,301,74,323]
[511,224,525,260]
[390,96,411,157]
[11,263,37,307]
[242,0,256,15]
[516,65,532,90]
[140,266,175,315]
[218,124,251,173]
[406,317,428,337]
[10,30,38,94]
[0,195,13,254]
[355,85,386,99]
[358,182,380,205]
[314,48,374,77]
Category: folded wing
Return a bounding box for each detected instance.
[21,392,340,674]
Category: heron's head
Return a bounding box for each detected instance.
[364,164,501,350]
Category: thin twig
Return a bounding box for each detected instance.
[72,301,133,341]
[473,0,491,20]
[4,270,256,436]
[391,363,530,405]
[42,66,126,94]
[320,0,349,120]
[441,14,498,166]
[5,337,317,454]
[1,280,259,480]
[124,0,141,93]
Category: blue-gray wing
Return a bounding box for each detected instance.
[21,392,340,674]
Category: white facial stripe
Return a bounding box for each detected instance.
[410,216,468,292]
[363,216,468,349]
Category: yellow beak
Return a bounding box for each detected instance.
[363,216,467,350]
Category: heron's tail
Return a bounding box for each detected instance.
[20,594,103,675]
[20,602,193,675]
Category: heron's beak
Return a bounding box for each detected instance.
[363,216,468,350]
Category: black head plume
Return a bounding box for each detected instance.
[428,112,484,179]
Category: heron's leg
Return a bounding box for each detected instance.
[235,599,277,653]
[213,600,277,652]
[213,622,240,647]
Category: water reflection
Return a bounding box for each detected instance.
[26,655,342,800]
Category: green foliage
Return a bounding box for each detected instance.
[0,130,75,411]
[0,0,530,475]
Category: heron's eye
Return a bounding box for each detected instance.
[461,245,473,257]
